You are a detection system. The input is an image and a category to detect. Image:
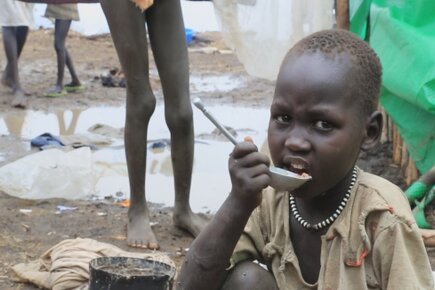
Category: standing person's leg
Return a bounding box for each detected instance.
[2,26,28,108]
[147,0,207,236]
[15,26,29,58]
[64,49,81,88]
[101,0,159,249]
[2,26,28,88]
[47,19,71,96]
[1,27,16,88]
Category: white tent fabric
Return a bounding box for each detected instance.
[213,0,335,80]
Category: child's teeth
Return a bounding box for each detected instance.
[292,163,304,169]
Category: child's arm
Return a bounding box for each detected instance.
[177,140,271,290]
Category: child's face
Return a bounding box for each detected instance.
[268,52,367,199]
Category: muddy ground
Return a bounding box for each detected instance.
[0,29,432,289]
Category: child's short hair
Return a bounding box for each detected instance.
[286,29,382,116]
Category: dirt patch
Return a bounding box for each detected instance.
[0,29,431,289]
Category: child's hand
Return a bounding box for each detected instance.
[228,136,271,208]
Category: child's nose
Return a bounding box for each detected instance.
[284,128,311,152]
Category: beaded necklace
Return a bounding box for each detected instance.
[289,167,358,231]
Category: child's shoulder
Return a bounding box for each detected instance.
[355,169,414,224]
[360,168,405,193]
[358,170,406,202]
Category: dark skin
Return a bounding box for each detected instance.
[100,0,207,249]
[269,52,382,283]
[46,19,81,95]
[1,26,29,108]
[177,51,382,289]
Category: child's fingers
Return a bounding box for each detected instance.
[244,136,253,143]
[231,136,257,160]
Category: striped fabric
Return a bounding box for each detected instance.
[45,4,80,21]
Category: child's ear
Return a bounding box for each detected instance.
[361,111,383,151]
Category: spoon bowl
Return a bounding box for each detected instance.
[269,166,312,192]
[192,97,312,192]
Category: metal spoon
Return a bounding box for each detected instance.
[192,97,312,192]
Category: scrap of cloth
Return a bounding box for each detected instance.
[11,238,175,290]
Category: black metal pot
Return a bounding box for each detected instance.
[89,257,176,290]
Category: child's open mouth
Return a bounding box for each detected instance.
[285,160,310,177]
[287,165,306,176]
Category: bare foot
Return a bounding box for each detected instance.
[173,208,209,237]
[127,208,159,249]
[11,90,27,109]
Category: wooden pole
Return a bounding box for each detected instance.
[392,126,402,164]
[336,0,350,30]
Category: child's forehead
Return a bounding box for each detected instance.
[278,51,355,90]
[274,51,359,112]
[285,50,354,70]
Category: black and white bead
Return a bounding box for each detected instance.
[289,167,358,231]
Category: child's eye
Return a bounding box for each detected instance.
[314,120,334,131]
[276,114,292,123]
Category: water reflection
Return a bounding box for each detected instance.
[56,109,82,135]
[190,74,244,93]
[0,104,269,212]
[3,112,26,137]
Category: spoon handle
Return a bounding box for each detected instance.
[193,97,238,145]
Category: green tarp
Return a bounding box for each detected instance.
[350,0,435,174]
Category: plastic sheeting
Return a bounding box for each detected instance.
[0,148,94,200]
[350,0,435,174]
[213,0,335,80]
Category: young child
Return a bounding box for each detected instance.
[0,0,34,108]
[100,0,206,249]
[177,29,434,289]
[44,4,82,97]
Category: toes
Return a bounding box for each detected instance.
[128,239,159,250]
[148,242,160,250]
[128,240,148,249]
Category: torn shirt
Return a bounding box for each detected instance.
[230,169,434,290]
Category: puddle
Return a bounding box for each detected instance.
[0,104,269,213]
[190,74,244,93]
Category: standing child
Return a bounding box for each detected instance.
[0,0,34,108]
[45,4,82,98]
[178,29,434,289]
[100,0,206,249]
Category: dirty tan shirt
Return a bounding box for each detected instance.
[230,169,434,290]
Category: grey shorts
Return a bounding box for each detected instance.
[45,4,80,21]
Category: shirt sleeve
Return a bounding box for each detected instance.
[371,218,434,290]
[228,207,266,270]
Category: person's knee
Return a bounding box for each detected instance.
[53,40,65,53]
[221,261,278,290]
[166,105,193,133]
[126,92,156,119]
